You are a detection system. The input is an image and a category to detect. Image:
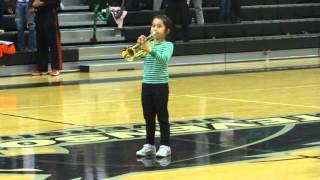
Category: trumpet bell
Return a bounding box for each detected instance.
[121,47,137,61]
[121,32,156,61]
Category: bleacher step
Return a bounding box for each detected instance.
[58,12,105,27]
[62,0,85,6]
[60,28,124,44]
[62,5,89,11]
[78,44,128,60]
[80,48,319,72]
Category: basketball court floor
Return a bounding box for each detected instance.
[0,63,319,180]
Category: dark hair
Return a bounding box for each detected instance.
[153,14,173,34]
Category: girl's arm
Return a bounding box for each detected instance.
[149,43,174,64]
[137,36,174,64]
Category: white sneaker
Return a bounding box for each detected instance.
[136,144,156,157]
[156,145,171,158]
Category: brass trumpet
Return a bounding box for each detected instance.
[121,32,156,61]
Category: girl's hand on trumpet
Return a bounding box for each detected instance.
[137,35,152,53]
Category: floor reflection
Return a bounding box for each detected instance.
[0,117,319,179]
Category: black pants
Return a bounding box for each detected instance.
[166,0,190,41]
[35,9,63,72]
[142,83,170,146]
[0,0,3,28]
[125,0,140,11]
[232,0,241,18]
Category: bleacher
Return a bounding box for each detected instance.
[0,0,319,74]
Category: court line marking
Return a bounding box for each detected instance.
[3,98,142,111]
[0,169,42,172]
[185,95,320,109]
[3,84,320,111]
[1,83,319,126]
[0,113,89,127]
[181,84,320,96]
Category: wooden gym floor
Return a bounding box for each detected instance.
[0,63,319,180]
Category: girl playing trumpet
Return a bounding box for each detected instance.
[136,15,174,158]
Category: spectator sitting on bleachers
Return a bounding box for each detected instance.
[15,0,36,52]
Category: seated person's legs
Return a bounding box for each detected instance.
[27,6,36,51]
[15,2,26,50]
[193,0,204,24]
[153,0,163,11]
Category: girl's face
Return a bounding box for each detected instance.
[151,18,169,41]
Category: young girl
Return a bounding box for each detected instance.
[136,15,174,158]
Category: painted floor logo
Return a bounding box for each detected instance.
[0,113,319,179]
[0,113,319,152]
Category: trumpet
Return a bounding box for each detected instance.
[121,32,156,61]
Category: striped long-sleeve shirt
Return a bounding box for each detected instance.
[143,41,174,84]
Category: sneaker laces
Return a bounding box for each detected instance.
[141,144,154,152]
[158,145,170,154]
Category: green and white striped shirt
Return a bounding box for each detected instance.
[143,41,174,84]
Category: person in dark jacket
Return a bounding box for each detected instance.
[232,0,241,23]
[31,0,63,76]
[219,0,241,23]
[166,0,190,42]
